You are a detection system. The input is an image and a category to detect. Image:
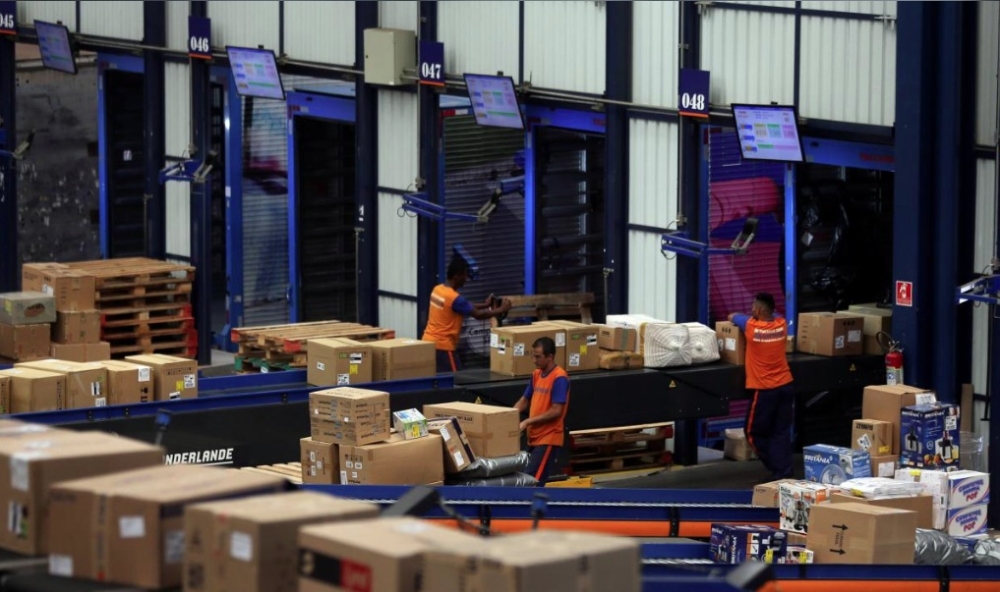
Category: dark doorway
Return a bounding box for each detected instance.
[104,70,145,258]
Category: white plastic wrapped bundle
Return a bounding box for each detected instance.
[643,323,692,368]
[838,477,926,499]
[605,314,671,354]
[682,322,721,364]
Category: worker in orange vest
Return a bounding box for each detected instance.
[513,336,570,485]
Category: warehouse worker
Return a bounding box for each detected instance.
[513,337,570,485]
[728,292,795,481]
[422,257,512,373]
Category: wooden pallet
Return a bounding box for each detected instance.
[491,292,595,328]
[231,320,395,357]
[65,257,195,289]
[242,462,303,485]
[567,422,673,475]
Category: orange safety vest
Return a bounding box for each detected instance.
[743,317,794,390]
[527,366,570,447]
[421,284,464,351]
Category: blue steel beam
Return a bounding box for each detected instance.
[143,0,166,259]
[0,32,15,291]
[603,0,631,318]
[416,1,440,338]
[354,2,379,325]
[190,0,212,366]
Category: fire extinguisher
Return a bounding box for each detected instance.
[880,331,904,385]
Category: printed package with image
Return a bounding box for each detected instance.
[899,403,960,471]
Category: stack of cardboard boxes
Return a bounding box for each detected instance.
[305,337,435,387]
[21,263,110,362]
[0,291,56,362]
[488,321,640,376]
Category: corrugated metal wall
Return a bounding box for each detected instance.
[523,1,605,94]
[17,2,76,30]
[166,0,190,53]
[973,158,996,444]
[379,1,417,31]
[627,119,678,321]
[438,1,519,79]
[284,1,355,66]
[978,1,999,147]
[700,7,795,106]
[377,90,419,337]
[80,1,143,40]
[165,62,192,260]
[632,1,679,109]
[206,0,279,50]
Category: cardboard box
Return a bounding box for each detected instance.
[779,481,834,533]
[710,524,788,564]
[796,312,864,356]
[96,360,153,405]
[862,384,937,454]
[52,309,101,344]
[423,401,521,458]
[751,479,797,508]
[0,323,50,361]
[21,264,96,311]
[47,465,286,589]
[0,368,65,413]
[0,375,8,414]
[715,321,746,365]
[392,408,428,440]
[125,353,198,400]
[871,454,898,478]
[309,387,391,446]
[947,503,989,537]
[491,324,566,376]
[51,341,110,363]
[845,304,892,355]
[306,337,373,387]
[894,468,949,530]
[0,430,164,555]
[852,419,893,456]
[900,403,960,470]
[723,428,757,461]
[806,502,917,564]
[300,437,339,485]
[598,349,644,370]
[541,320,599,371]
[944,471,991,537]
[830,493,934,530]
[15,359,108,409]
[466,536,583,592]
[340,433,444,485]
[369,338,435,381]
[803,444,872,485]
[427,418,475,473]
[0,292,56,325]
[184,491,379,592]
[597,324,637,352]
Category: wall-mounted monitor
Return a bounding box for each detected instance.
[34,20,77,75]
[731,104,804,163]
[464,74,524,130]
[226,46,285,101]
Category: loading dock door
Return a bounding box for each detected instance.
[103,70,145,258]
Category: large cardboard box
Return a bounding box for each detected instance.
[796,312,864,356]
[47,465,286,589]
[340,433,444,485]
[598,349,644,370]
[0,323,50,361]
[427,417,476,473]
[16,359,108,409]
[596,324,637,352]
[309,387,391,447]
[0,368,65,413]
[300,437,339,484]
[97,360,153,405]
[52,309,101,344]
[830,493,934,530]
[423,401,521,458]
[538,320,599,372]
[0,292,56,325]
[806,502,917,564]
[50,341,111,363]
[862,384,936,454]
[369,339,435,381]
[845,304,892,355]
[0,431,164,555]
[491,324,566,376]
[466,538,582,592]
[900,403,961,471]
[751,479,797,508]
[715,321,746,365]
[184,491,378,592]
[21,264,96,311]
[803,444,871,485]
[125,354,198,400]
[307,337,373,387]
[852,419,893,456]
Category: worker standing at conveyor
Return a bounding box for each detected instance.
[421,257,512,373]
[728,292,795,481]
[513,337,570,485]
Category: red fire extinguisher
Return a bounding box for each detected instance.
[880,331,904,385]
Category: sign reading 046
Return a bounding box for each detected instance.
[678,68,710,119]
[187,15,211,61]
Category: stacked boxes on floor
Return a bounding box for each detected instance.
[0,291,55,362]
[21,263,110,362]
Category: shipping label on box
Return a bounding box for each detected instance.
[870,454,898,478]
[715,321,746,365]
[0,292,56,325]
[542,321,599,371]
[427,418,475,473]
[392,408,428,440]
[306,338,372,387]
[803,444,872,485]
[852,419,893,455]
[597,325,637,352]
[300,437,339,484]
[778,481,833,533]
[900,403,960,470]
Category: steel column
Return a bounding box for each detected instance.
[142,0,166,259]
[676,0,703,323]
[603,1,631,319]
[416,1,440,337]
[190,1,212,365]
[0,33,15,291]
[355,2,379,326]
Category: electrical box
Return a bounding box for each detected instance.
[364,28,416,86]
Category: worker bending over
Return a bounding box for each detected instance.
[513,337,570,485]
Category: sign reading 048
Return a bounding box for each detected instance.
[187,15,211,60]
[678,68,710,119]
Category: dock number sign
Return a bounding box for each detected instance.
[188,15,211,61]
[0,2,16,36]
[678,68,710,119]
[419,40,445,87]
[895,281,913,307]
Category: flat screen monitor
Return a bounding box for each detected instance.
[731,104,804,163]
[464,74,524,130]
[35,20,76,75]
[226,46,285,100]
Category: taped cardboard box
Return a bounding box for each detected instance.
[861,384,936,454]
[427,417,476,473]
[491,324,566,376]
[125,354,198,400]
[715,321,746,365]
[0,323,50,361]
[50,341,111,363]
[47,464,286,589]
[15,359,108,409]
[870,454,898,478]
[369,339,435,381]
[830,492,933,530]
[537,320,599,372]
[423,401,521,458]
[21,264,96,312]
[300,437,339,484]
[306,337,373,387]
[184,491,378,592]
[340,433,444,485]
[596,324,636,352]
[796,312,864,356]
[751,479,797,508]
[806,502,917,564]
[598,349,644,370]
[845,304,892,355]
[0,292,55,325]
[0,368,65,413]
[52,309,101,344]
[309,387,391,447]
[97,360,153,405]
[851,419,893,456]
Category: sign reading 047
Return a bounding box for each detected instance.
[187,15,211,61]
[419,40,445,87]
[678,68,710,119]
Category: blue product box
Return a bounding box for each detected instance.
[803,444,871,485]
[899,403,960,470]
[711,524,787,564]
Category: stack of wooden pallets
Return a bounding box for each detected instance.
[567,422,674,475]
[241,462,304,485]
[491,292,595,327]
[230,320,395,373]
[63,258,197,359]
